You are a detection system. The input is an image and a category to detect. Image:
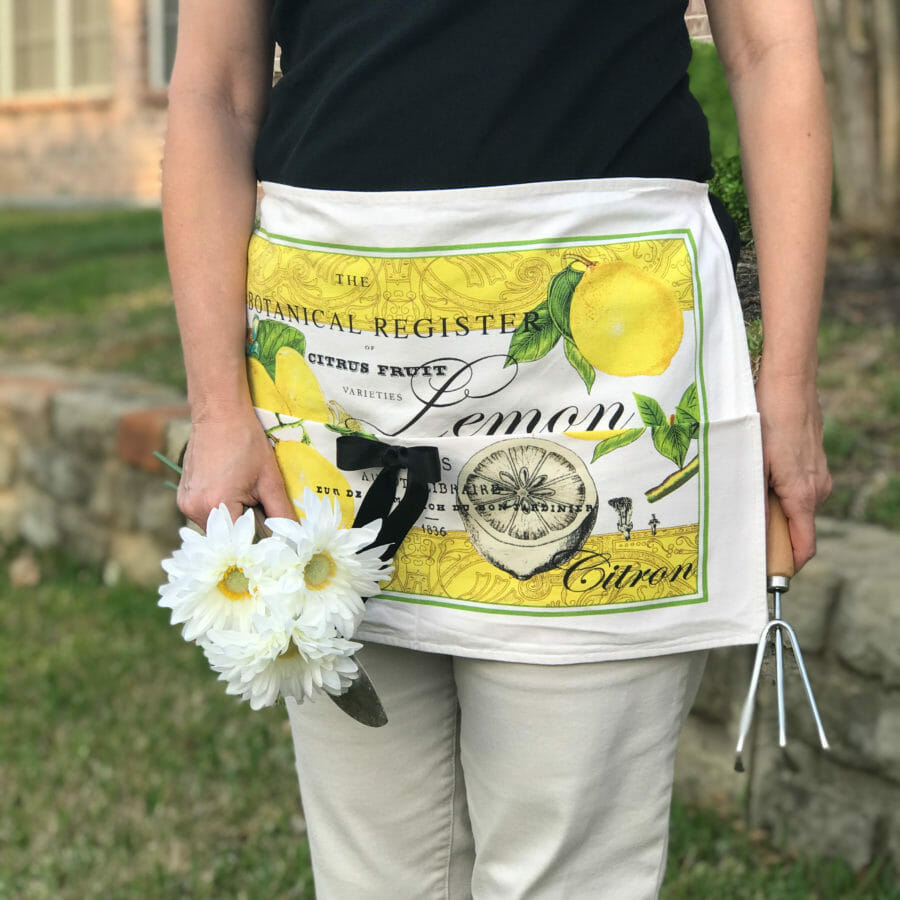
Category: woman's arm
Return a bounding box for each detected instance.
[706,0,833,569]
[162,0,295,526]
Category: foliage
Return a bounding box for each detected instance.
[687,41,741,162]
[688,42,751,237]
[709,155,752,236]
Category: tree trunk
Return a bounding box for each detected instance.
[815,0,900,232]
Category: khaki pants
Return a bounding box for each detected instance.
[286,643,707,900]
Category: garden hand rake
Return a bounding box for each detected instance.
[734,493,829,772]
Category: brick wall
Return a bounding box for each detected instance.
[0,0,167,204]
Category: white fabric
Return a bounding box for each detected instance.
[286,641,708,899]
[248,177,767,663]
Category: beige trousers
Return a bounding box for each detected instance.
[286,643,707,900]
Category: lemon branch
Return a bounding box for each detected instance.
[264,416,311,444]
[645,455,699,503]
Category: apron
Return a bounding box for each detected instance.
[244,177,767,663]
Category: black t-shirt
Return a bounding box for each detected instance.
[255,0,737,258]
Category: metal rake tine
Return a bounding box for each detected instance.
[734,621,778,771]
[774,620,788,748]
[777,618,830,751]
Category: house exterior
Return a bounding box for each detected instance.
[0,1,710,206]
[0,0,175,204]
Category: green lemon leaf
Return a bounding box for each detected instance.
[652,424,692,468]
[591,427,646,462]
[255,320,306,380]
[675,382,700,424]
[634,393,668,428]
[505,300,562,366]
[564,338,595,392]
[546,265,584,339]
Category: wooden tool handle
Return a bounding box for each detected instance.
[766,491,795,579]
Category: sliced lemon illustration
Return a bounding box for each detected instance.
[569,261,684,377]
[274,440,355,527]
[457,439,598,580]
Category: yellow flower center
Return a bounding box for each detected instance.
[217,565,251,601]
[304,552,336,591]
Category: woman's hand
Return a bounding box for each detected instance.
[756,369,832,571]
[177,407,296,528]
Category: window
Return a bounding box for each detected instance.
[147,0,177,89]
[0,0,112,98]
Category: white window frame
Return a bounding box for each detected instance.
[147,0,177,90]
[0,0,112,99]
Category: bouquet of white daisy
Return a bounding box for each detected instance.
[158,486,391,713]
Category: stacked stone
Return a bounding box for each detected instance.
[0,364,189,586]
[676,520,900,870]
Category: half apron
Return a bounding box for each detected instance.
[245,177,767,663]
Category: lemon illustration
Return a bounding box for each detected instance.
[564,430,621,441]
[274,440,355,527]
[246,349,330,422]
[568,261,684,377]
[457,439,598,580]
[274,347,330,422]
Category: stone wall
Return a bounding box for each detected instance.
[0,364,189,587]
[676,520,900,870]
[2,364,897,871]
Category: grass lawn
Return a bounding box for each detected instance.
[0,207,183,389]
[1,549,896,899]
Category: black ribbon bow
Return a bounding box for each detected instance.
[336,435,442,562]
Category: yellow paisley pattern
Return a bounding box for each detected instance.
[246,236,695,333]
[382,524,698,608]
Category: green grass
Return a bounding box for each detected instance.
[2,549,895,898]
[817,318,900,528]
[0,549,314,899]
[0,208,184,388]
[664,802,898,899]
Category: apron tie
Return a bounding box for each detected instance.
[336,435,441,561]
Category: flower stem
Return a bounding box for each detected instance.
[153,451,183,475]
[645,455,699,503]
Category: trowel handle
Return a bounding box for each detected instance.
[766,491,795,580]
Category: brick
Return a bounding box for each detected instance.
[117,404,191,473]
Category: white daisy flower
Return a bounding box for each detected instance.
[204,611,362,710]
[264,488,391,637]
[158,504,280,642]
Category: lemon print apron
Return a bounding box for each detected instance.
[245,178,767,663]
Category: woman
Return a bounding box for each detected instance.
[162,1,832,896]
